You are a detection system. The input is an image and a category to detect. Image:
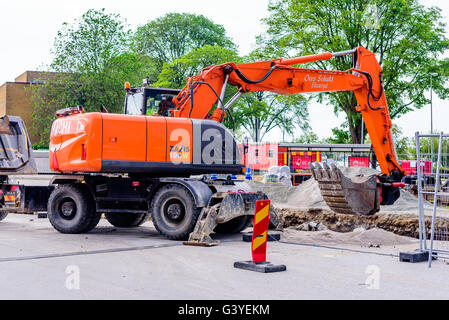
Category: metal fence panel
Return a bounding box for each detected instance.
[415,132,449,268]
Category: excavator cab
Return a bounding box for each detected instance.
[124,86,180,117]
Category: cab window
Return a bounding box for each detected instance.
[125,92,144,115]
[145,93,177,116]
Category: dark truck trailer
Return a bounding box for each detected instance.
[0,116,279,245]
[0,117,53,220]
[0,149,54,217]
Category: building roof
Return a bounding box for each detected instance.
[14,71,59,83]
[278,143,371,152]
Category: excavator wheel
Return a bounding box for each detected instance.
[105,212,150,228]
[309,162,380,216]
[213,215,251,234]
[151,184,201,240]
[0,212,7,221]
[83,211,102,232]
[47,184,97,234]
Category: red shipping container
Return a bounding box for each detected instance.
[348,156,369,168]
[278,147,288,166]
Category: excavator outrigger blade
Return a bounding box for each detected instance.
[309,162,379,216]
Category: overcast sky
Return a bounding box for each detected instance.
[0,0,447,142]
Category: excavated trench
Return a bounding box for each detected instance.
[247,167,449,239]
[275,207,445,239]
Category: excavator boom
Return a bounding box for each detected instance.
[172,46,405,215]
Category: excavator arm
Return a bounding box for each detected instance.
[172,46,405,215]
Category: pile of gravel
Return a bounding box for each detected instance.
[247,166,431,213]
[283,227,417,247]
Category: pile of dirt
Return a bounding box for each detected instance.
[275,207,431,237]
[248,178,327,209]
[282,227,417,247]
[246,166,449,238]
[339,166,380,177]
[248,166,433,213]
[381,189,428,212]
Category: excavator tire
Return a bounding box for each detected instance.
[151,184,201,240]
[309,162,379,216]
[105,212,150,228]
[213,215,251,234]
[83,211,102,232]
[47,184,97,234]
[0,212,7,221]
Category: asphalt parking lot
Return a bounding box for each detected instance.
[1,213,449,300]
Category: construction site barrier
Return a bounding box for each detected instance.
[413,132,449,268]
[251,200,271,263]
[234,200,286,273]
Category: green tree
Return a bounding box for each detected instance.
[29,9,152,147]
[154,45,241,89]
[325,127,353,144]
[232,92,309,142]
[293,130,323,144]
[133,13,236,76]
[263,0,449,143]
[51,8,130,73]
[29,74,84,148]
[391,125,415,159]
[153,45,242,132]
[230,47,310,142]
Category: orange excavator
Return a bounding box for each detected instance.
[168,46,406,215]
[0,46,405,244]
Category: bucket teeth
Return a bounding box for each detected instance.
[309,162,379,216]
[309,163,317,179]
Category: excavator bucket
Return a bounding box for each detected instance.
[0,115,37,175]
[309,162,379,216]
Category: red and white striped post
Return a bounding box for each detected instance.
[234,200,286,273]
[251,200,271,263]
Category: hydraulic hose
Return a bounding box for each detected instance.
[360,71,385,111]
[233,64,279,84]
[224,108,236,133]
[188,81,224,119]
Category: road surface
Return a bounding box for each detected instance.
[0,213,448,299]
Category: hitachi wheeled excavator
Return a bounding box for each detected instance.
[0,46,405,244]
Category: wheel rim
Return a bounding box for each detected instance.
[58,198,77,220]
[161,198,186,227]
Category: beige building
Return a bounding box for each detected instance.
[0,71,57,145]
